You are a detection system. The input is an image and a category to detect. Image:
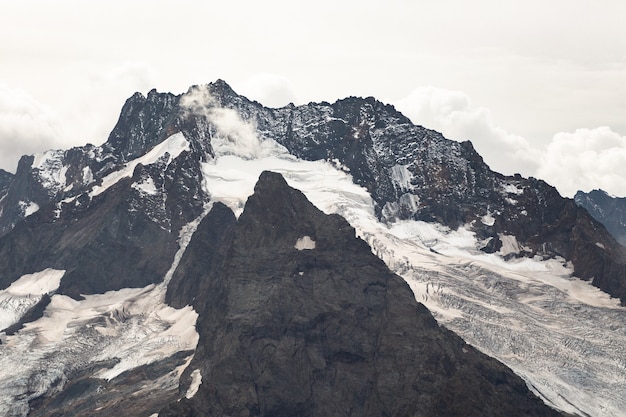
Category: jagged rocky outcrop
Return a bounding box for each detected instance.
[0,168,12,199]
[160,171,562,417]
[103,89,180,162]
[575,189,626,246]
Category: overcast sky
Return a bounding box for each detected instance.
[2,0,626,197]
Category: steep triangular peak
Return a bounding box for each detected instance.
[160,171,562,417]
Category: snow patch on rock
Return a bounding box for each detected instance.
[2,269,64,296]
[498,234,521,256]
[82,166,94,185]
[185,369,202,399]
[481,213,495,226]
[295,236,316,250]
[502,183,524,195]
[0,269,65,332]
[390,164,414,192]
[31,150,68,194]
[132,176,159,195]
[19,201,40,217]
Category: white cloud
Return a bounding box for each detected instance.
[0,83,64,172]
[393,86,542,176]
[538,127,626,197]
[0,62,157,173]
[179,84,217,117]
[180,85,276,160]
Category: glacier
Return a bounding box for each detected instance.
[198,136,626,417]
[0,269,64,331]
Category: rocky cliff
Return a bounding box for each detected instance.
[575,189,626,246]
[0,169,12,199]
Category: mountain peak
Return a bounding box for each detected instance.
[103,87,180,162]
[161,171,561,417]
[210,78,235,92]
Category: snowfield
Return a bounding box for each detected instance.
[0,269,64,332]
[0,211,204,416]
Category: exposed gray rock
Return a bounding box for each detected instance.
[0,168,12,199]
[160,172,563,417]
[104,89,180,162]
[576,189,626,246]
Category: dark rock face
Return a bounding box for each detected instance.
[0,168,12,199]
[166,201,237,311]
[0,177,177,298]
[160,172,561,417]
[575,189,626,246]
[0,149,207,298]
[104,89,180,162]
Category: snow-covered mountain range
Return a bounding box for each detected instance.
[0,80,624,416]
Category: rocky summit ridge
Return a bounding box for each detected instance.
[1,79,625,303]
